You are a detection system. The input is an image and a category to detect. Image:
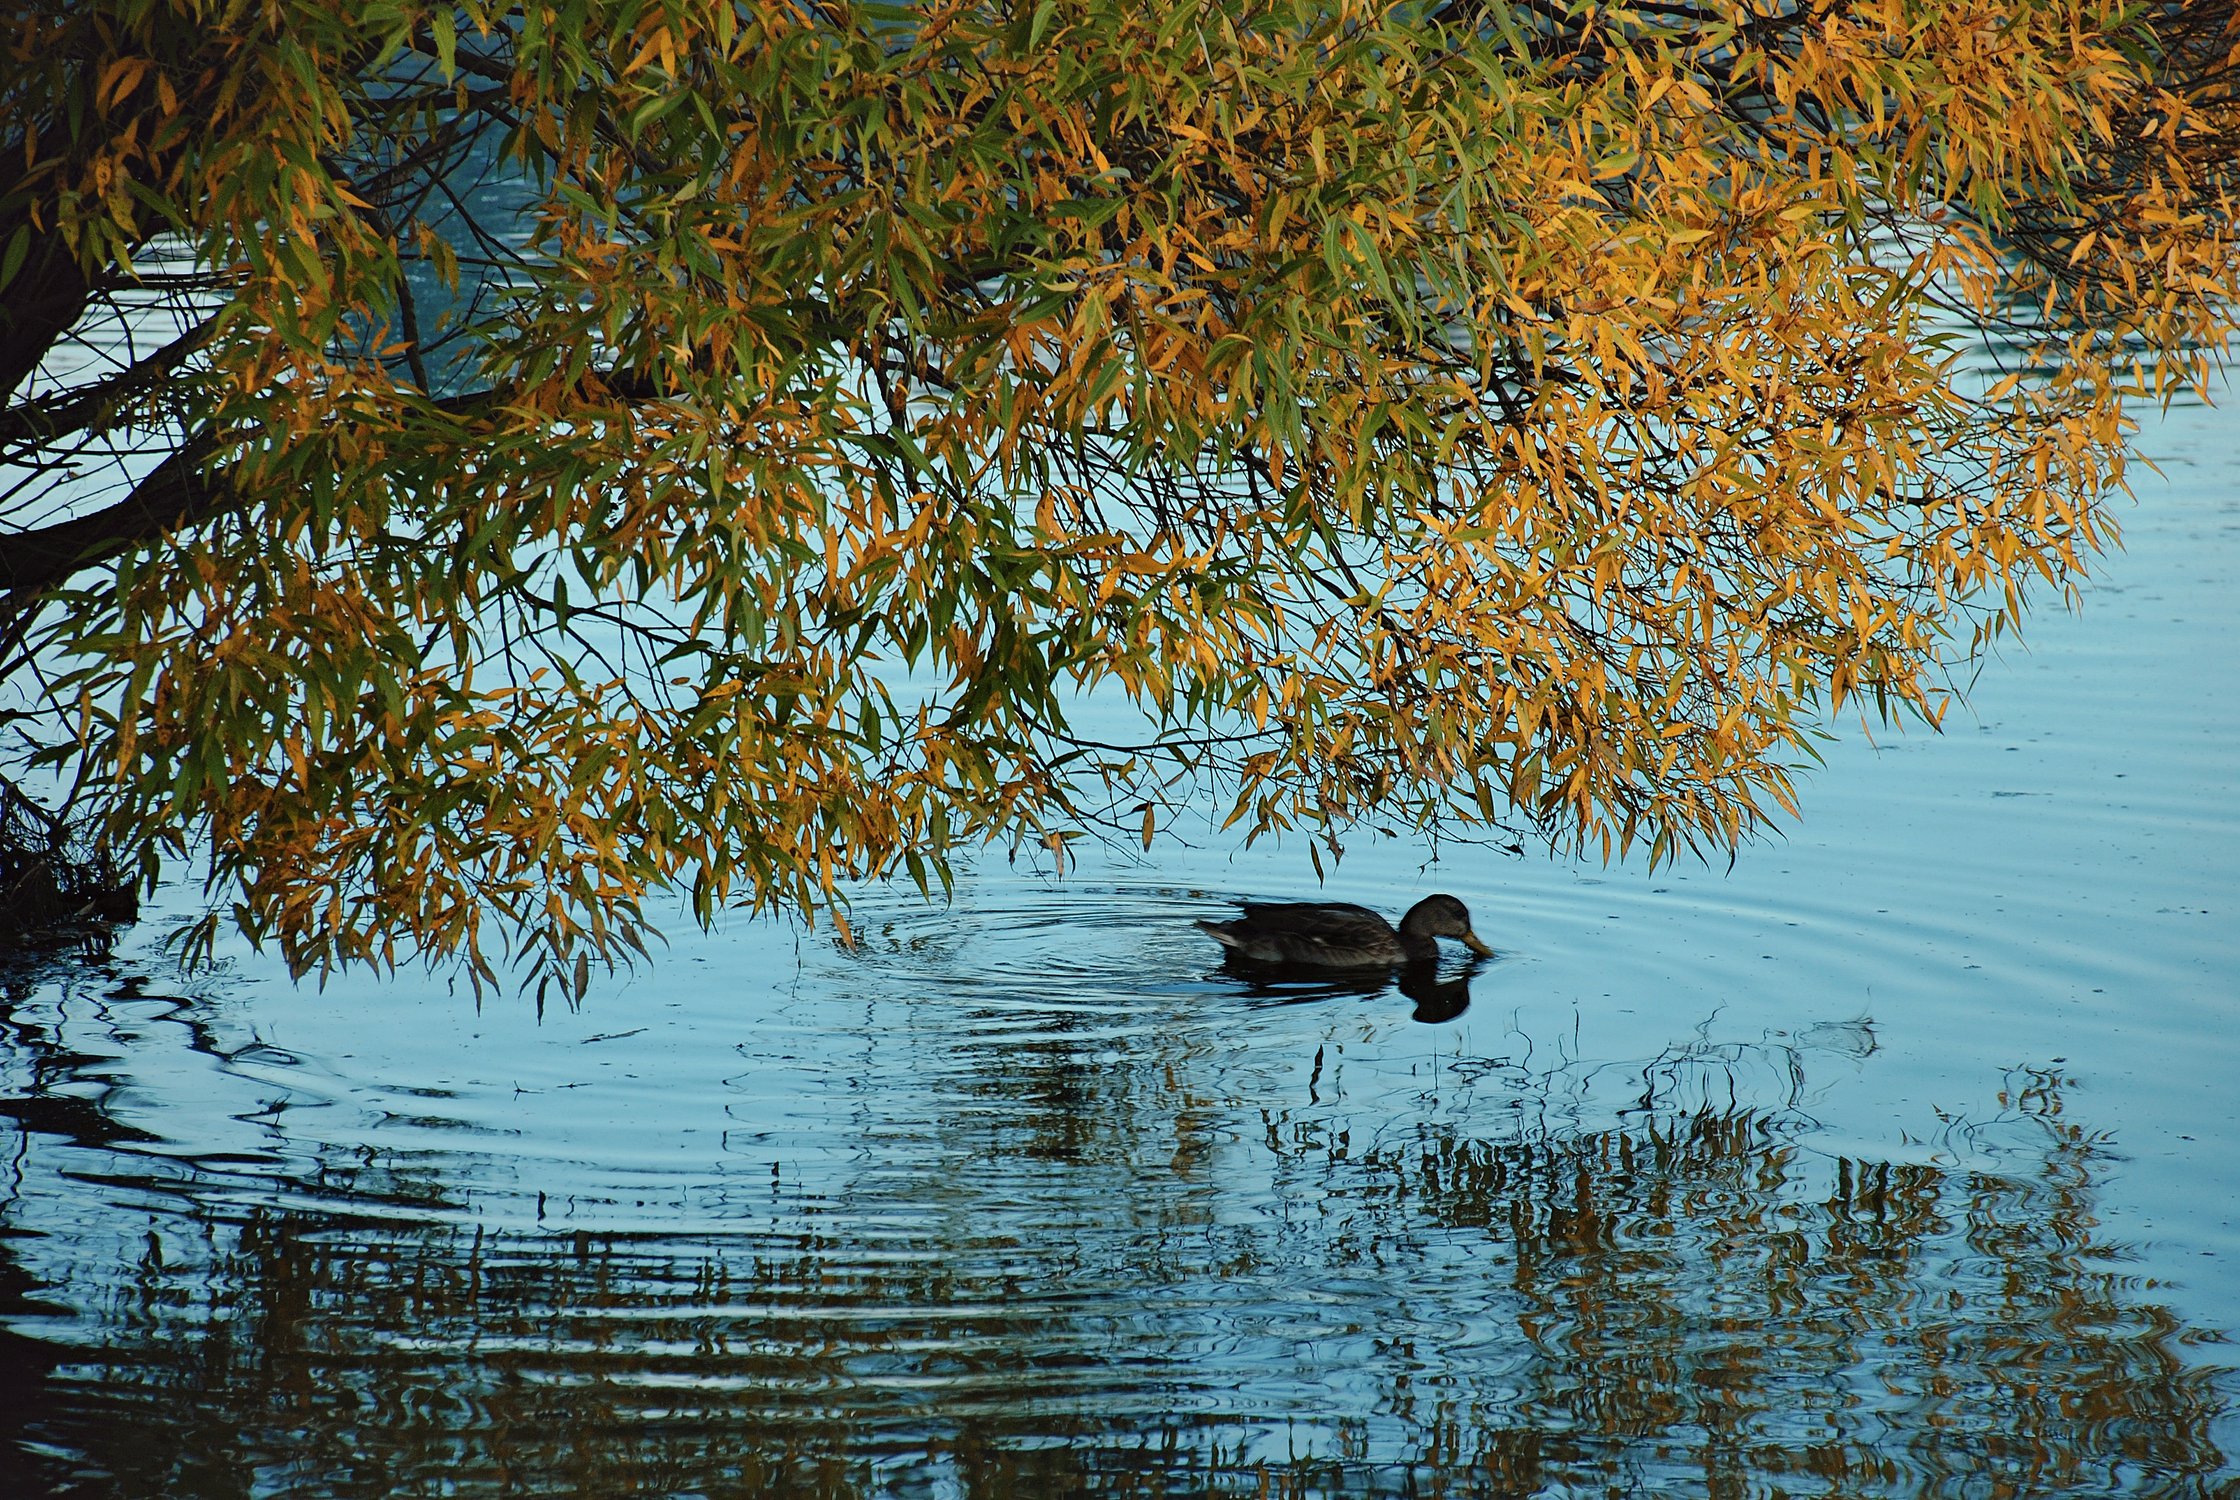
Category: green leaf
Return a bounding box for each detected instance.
[432,7,457,80]
[1028,0,1059,51]
[0,225,27,293]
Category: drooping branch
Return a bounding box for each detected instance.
[0,365,687,614]
[0,433,233,608]
[0,312,221,456]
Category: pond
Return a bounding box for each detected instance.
[3,388,2237,1497]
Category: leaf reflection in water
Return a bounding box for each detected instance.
[1,965,2231,1499]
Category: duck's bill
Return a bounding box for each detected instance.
[1462,932,1494,957]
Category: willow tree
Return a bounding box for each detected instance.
[2,0,2234,987]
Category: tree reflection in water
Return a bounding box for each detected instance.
[1,970,2234,1498]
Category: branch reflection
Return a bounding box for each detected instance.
[1,959,2233,1498]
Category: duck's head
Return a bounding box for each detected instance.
[1398,894,1493,956]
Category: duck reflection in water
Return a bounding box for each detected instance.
[1197,894,1491,1023]
[1212,956,1480,1023]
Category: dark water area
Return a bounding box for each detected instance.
[4,392,2239,1496]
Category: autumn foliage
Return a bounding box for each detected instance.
[2,0,2235,990]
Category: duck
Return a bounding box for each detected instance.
[1195,893,1493,969]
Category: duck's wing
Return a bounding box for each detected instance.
[1218,902,1399,965]
[1234,902,1391,938]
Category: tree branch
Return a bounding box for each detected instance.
[0,312,221,456]
[0,432,233,608]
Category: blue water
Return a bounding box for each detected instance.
[2,392,2237,1496]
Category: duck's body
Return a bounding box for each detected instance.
[1195,894,1492,969]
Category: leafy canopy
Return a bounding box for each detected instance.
[2,0,2235,992]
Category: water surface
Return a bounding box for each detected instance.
[3,395,2237,1497]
